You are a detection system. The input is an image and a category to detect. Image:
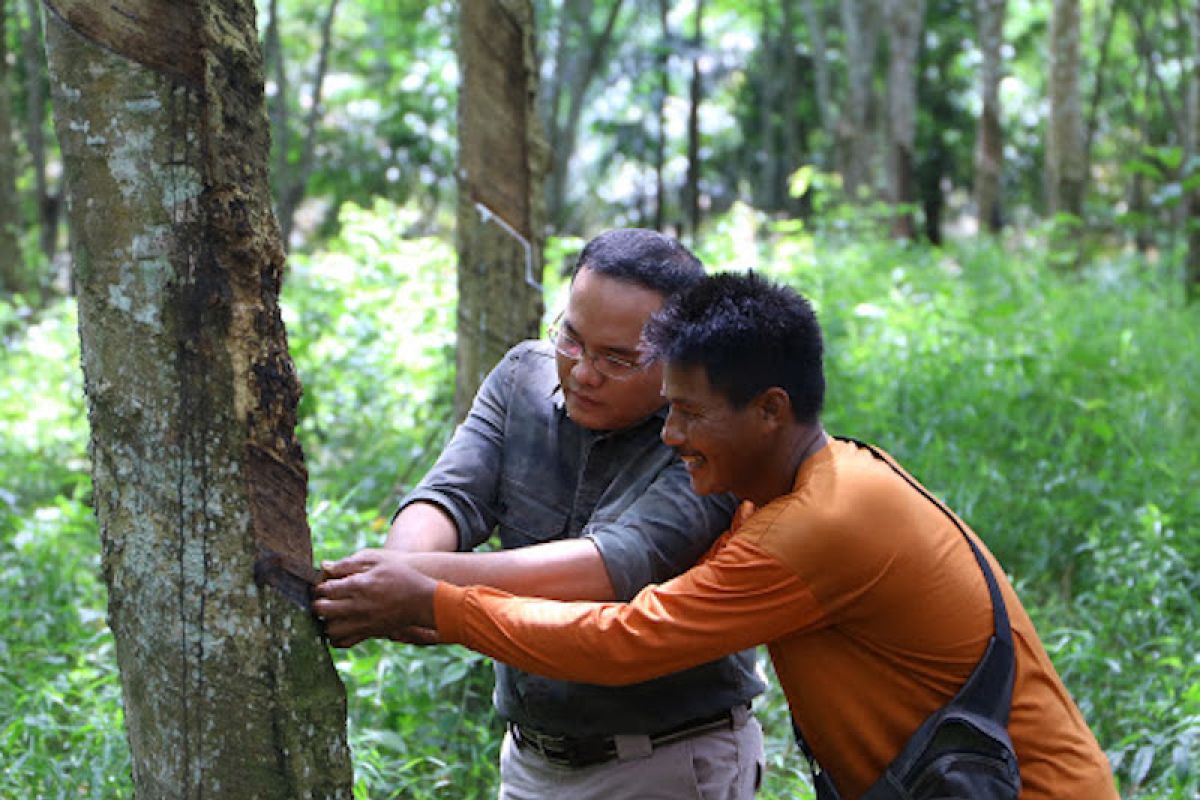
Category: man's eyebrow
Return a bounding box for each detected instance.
[562,319,641,357]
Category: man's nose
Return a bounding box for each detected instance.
[661,411,684,447]
[571,354,604,387]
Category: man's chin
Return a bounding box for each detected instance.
[565,397,610,430]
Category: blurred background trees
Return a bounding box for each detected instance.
[3,0,1198,295]
[2,1,1198,797]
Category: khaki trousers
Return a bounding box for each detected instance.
[498,709,764,800]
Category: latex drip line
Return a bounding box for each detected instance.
[474,201,541,292]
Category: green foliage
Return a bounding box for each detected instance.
[0,299,131,797]
[1,201,1196,797]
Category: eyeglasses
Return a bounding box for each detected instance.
[547,317,646,381]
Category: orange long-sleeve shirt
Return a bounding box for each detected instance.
[435,439,1117,799]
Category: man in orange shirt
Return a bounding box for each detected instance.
[316,272,1118,799]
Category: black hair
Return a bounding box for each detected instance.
[572,228,705,296]
[642,271,825,423]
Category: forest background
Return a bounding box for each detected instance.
[1,0,1198,797]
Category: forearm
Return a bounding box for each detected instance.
[432,536,821,685]
[432,582,726,686]
[384,501,459,553]
[406,538,616,601]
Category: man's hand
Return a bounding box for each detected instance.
[313,549,440,648]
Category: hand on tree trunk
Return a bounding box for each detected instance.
[315,549,442,647]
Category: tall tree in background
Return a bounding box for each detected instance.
[883,0,925,239]
[456,0,546,419]
[974,0,1006,233]
[42,0,352,794]
[272,0,340,249]
[654,0,670,231]
[685,0,705,242]
[839,0,881,198]
[0,0,22,291]
[802,0,835,154]
[541,0,625,231]
[1188,1,1200,303]
[1046,0,1085,219]
[22,0,57,262]
[778,0,804,213]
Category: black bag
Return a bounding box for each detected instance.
[795,440,1021,800]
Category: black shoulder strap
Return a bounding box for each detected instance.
[793,438,1017,797]
[840,437,1014,720]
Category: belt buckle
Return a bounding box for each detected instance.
[512,724,612,768]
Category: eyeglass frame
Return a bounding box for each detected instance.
[546,314,649,381]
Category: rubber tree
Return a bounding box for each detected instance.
[42,0,353,794]
[454,0,546,420]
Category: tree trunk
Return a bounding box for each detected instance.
[23,0,59,263]
[654,0,669,231]
[43,1,353,795]
[802,0,835,154]
[263,0,290,221]
[543,0,625,232]
[883,0,924,239]
[974,0,1006,233]
[756,1,779,209]
[0,0,24,292]
[838,0,881,198]
[1187,0,1200,303]
[1046,0,1085,218]
[277,0,340,250]
[779,0,804,214]
[456,0,546,420]
[685,0,705,244]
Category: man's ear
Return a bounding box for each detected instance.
[756,387,792,428]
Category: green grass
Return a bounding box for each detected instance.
[1,203,1196,797]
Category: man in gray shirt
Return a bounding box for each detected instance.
[319,229,765,799]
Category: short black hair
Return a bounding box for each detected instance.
[572,228,705,296]
[642,271,825,423]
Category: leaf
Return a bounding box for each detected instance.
[1123,159,1164,180]
[788,165,816,199]
[1130,744,1155,786]
[1144,145,1184,171]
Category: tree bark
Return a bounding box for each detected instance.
[456,0,546,420]
[685,0,705,244]
[755,1,778,209]
[0,0,24,291]
[42,1,353,795]
[883,0,924,239]
[23,0,59,263]
[802,0,835,152]
[838,0,881,198]
[1187,0,1200,303]
[654,0,669,231]
[1046,0,1085,218]
[276,0,340,249]
[974,0,1006,233]
[543,0,625,232]
[263,0,289,222]
[779,0,804,214]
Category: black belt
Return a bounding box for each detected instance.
[508,706,744,769]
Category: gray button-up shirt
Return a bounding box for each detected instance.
[401,341,765,737]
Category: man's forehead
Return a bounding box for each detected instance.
[662,361,715,397]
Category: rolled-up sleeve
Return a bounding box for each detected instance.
[398,346,517,551]
[585,461,737,601]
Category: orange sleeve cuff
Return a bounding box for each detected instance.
[433,581,469,644]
